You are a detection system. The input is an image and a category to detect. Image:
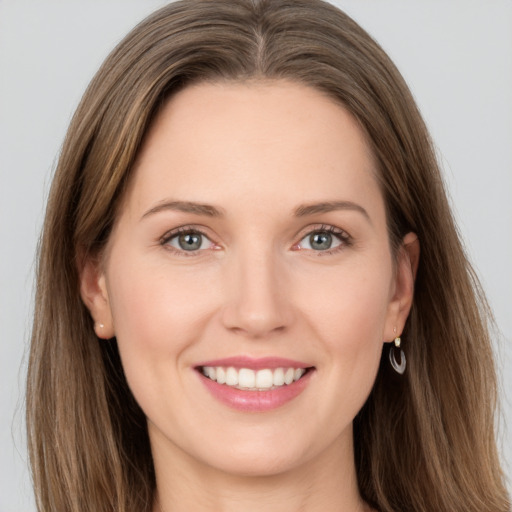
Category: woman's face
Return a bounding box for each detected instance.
[82,81,415,477]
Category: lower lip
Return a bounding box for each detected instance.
[197,370,314,412]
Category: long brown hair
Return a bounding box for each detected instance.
[27,1,510,510]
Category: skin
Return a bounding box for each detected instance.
[81,80,419,512]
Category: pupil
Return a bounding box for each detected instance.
[179,233,201,251]
[310,232,332,250]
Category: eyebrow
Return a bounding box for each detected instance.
[141,200,224,220]
[141,199,370,223]
[294,201,371,223]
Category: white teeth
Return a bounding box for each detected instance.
[225,367,238,386]
[238,368,256,388]
[201,365,307,390]
[256,369,273,388]
[284,368,295,385]
[216,367,226,384]
[273,367,285,386]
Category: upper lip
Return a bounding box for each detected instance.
[195,356,312,370]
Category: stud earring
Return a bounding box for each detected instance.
[389,336,406,374]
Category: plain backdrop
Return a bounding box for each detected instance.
[1,1,511,510]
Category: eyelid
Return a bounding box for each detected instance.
[293,224,352,253]
[294,223,351,240]
[158,223,352,256]
[159,225,219,255]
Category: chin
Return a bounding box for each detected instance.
[206,451,305,479]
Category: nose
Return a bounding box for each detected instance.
[221,245,293,339]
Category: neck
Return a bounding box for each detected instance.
[151,427,369,512]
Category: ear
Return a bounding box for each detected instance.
[79,256,115,339]
[384,232,420,342]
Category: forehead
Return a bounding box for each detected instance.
[123,80,382,221]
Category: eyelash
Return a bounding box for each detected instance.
[159,224,352,257]
[159,226,215,257]
[294,224,352,256]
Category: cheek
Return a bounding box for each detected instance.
[298,258,393,345]
[105,256,220,370]
[296,256,392,396]
[104,256,225,426]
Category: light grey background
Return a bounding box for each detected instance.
[1,1,510,510]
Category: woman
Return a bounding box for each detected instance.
[26,0,510,511]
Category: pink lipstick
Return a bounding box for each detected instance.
[195,357,314,412]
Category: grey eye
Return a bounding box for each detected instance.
[309,232,332,250]
[299,231,342,251]
[168,232,210,251]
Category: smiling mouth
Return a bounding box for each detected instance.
[198,366,313,391]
